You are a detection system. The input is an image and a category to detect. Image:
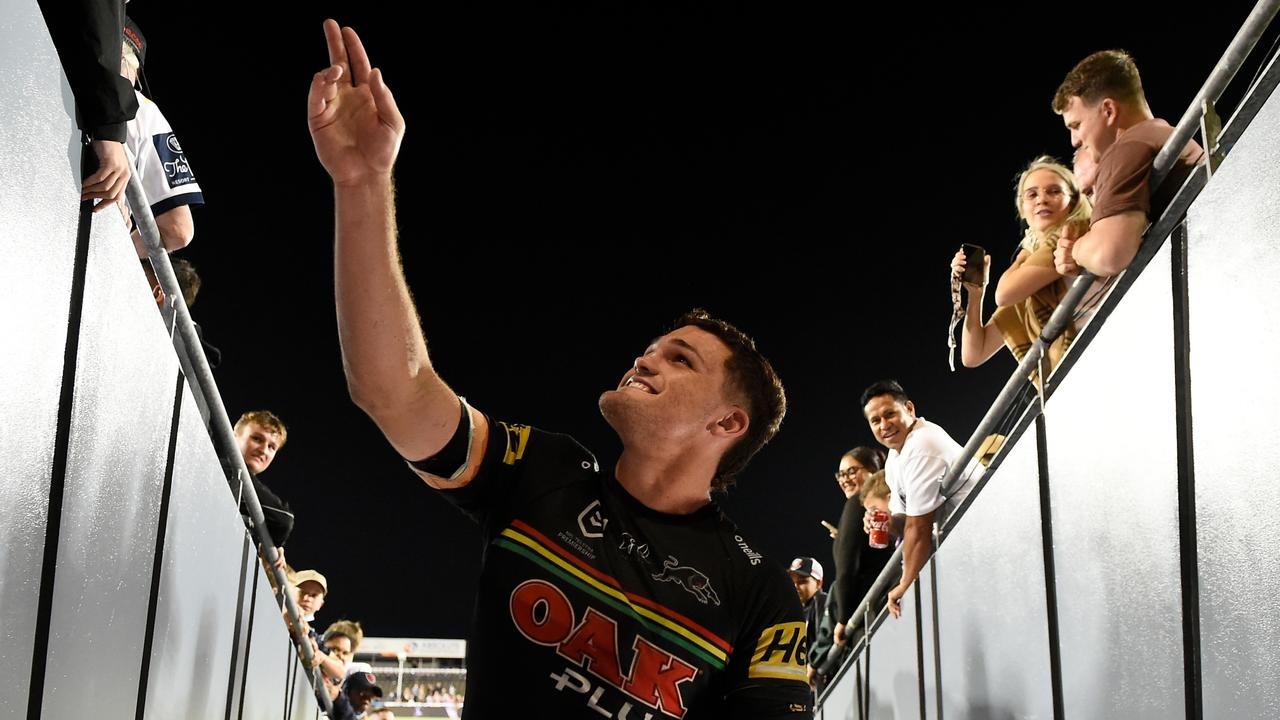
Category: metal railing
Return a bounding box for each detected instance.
[823,0,1280,704]
[126,175,336,716]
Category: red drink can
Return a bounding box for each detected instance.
[869,510,890,549]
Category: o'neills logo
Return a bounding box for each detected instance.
[734,534,762,565]
[509,580,698,718]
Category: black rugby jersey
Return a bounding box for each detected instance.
[429,417,813,719]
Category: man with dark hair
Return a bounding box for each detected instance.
[1051,49,1203,277]
[307,20,810,718]
[860,381,966,619]
[141,257,222,367]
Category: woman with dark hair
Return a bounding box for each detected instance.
[812,447,894,687]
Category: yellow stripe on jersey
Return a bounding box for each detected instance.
[500,422,532,465]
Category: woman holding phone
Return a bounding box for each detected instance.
[951,156,1092,371]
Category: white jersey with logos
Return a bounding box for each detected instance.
[885,418,970,524]
[124,90,203,216]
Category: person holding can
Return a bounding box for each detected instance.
[860,380,969,620]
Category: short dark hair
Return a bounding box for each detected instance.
[1052,49,1146,113]
[172,258,202,307]
[859,379,910,409]
[141,257,202,308]
[673,309,786,492]
[842,446,885,473]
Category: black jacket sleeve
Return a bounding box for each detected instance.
[831,496,864,622]
[248,475,295,548]
[35,0,138,142]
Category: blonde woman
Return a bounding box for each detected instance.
[951,156,1092,371]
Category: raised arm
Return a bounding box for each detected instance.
[950,249,1003,368]
[308,20,485,469]
[993,247,1065,307]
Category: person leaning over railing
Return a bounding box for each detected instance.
[35,0,136,211]
[1051,50,1204,278]
[321,619,364,675]
[860,381,968,619]
[118,17,204,256]
[233,410,294,570]
[950,157,1092,372]
[1073,146,1098,200]
[826,448,888,651]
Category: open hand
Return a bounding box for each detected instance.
[308,20,405,186]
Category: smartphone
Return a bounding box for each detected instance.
[961,244,987,285]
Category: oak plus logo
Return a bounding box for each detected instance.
[509,580,698,718]
[577,499,609,538]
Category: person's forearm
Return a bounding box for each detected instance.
[961,287,986,367]
[319,653,346,681]
[994,264,1060,307]
[155,206,195,252]
[335,179,436,407]
[897,525,932,592]
[1072,213,1147,277]
[889,513,905,537]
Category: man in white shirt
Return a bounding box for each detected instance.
[119,18,203,256]
[860,380,969,618]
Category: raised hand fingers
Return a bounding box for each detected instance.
[343,26,372,86]
[323,19,348,76]
[369,68,404,132]
[307,65,344,120]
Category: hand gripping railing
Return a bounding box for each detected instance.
[831,0,1280,655]
[125,174,336,716]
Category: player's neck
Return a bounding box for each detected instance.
[614,450,714,515]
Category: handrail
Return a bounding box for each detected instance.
[1152,0,1280,189]
[834,0,1280,651]
[125,174,336,716]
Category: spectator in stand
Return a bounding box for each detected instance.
[234,410,293,569]
[861,380,969,619]
[294,569,327,626]
[35,0,136,209]
[141,257,222,367]
[860,470,892,517]
[951,156,1092,373]
[1051,50,1204,277]
[1074,146,1098,199]
[316,619,363,684]
[322,619,364,670]
[118,18,204,256]
[325,670,384,720]
[827,447,888,654]
[786,557,829,696]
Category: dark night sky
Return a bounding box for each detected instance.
[122,2,1272,639]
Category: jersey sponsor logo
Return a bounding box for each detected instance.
[618,532,651,561]
[499,422,532,465]
[732,534,763,565]
[650,556,720,606]
[748,621,808,682]
[152,132,195,189]
[577,499,609,538]
[510,579,699,718]
[496,521,732,668]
